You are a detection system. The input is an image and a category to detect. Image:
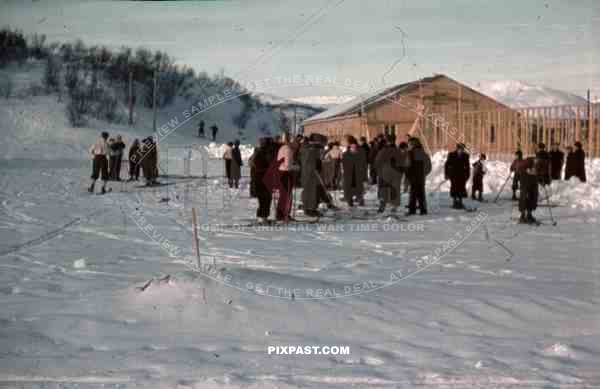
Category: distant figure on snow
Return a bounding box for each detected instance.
[88,131,110,194]
[198,120,205,138]
[128,139,141,182]
[211,124,219,141]
[549,143,564,180]
[444,143,470,209]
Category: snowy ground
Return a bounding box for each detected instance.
[1,141,600,389]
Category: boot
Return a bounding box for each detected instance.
[88,182,95,193]
[512,191,518,201]
[420,209,428,215]
[377,202,385,213]
[101,186,106,195]
[519,212,527,223]
[526,211,537,224]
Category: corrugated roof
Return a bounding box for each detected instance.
[305,75,442,123]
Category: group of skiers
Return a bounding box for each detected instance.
[509,141,587,224]
[198,120,219,141]
[245,132,435,224]
[88,132,160,193]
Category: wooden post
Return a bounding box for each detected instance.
[128,70,134,126]
[152,69,158,132]
[589,100,594,156]
[575,107,581,146]
[191,207,200,266]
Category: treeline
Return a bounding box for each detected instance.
[0,28,264,128]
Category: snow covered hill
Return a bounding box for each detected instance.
[477,80,588,108]
[0,61,281,160]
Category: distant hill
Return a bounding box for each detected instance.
[476,80,588,108]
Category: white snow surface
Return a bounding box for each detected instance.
[477,80,588,108]
[1,87,600,388]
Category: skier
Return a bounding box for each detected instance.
[341,135,368,207]
[368,136,383,185]
[211,124,219,141]
[549,143,564,180]
[300,134,333,217]
[128,139,141,182]
[374,135,408,213]
[510,149,523,200]
[515,152,540,224]
[323,142,342,190]
[471,153,487,202]
[198,120,205,138]
[249,137,275,224]
[88,131,110,194]
[406,137,430,215]
[572,141,587,182]
[110,135,126,181]
[107,138,116,180]
[535,142,551,186]
[223,142,233,188]
[275,133,296,221]
[231,139,243,189]
[444,143,470,209]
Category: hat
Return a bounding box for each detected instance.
[101,131,109,139]
[538,142,546,149]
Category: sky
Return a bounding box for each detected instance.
[1,0,598,99]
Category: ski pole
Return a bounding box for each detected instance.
[493,172,513,203]
[541,184,557,226]
[314,170,337,208]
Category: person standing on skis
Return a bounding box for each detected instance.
[515,151,540,224]
[510,149,523,201]
[231,139,243,189]
[341,135,368,207]
[549,143,564,180]
[471,153,487,202]
[444,143,470,209]
[88,131,110,194]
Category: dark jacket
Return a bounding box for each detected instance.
[445,151,470,197]
[549,150,564,179]
[231,146,243,180]
[300,143,324,211]
[407,145,429,186]
[342,145,368,199]
[535,150,551,185]
[573,149,586,182]
[249,144,275,198]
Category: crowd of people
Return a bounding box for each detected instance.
[88,132,160,193]
[242,132,436,224]
[510,141,587,223]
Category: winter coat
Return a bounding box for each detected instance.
[517,157,539,212]
[231,146,243,180]
[140,138,158,180]
[444,151,470,197]
[299,143,323,210]
[249,144,275,198]
[341,145,368,200]
[374,145,408,204]
[360,142,371,163]
[406,145,429,187]
[535,150,551,185]
[111,141,126,157]
[222,145,233,160]
[471,160,486,191]
[549,150,564,180]
[573,149,586,183]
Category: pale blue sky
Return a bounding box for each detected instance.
[1,0,598,98]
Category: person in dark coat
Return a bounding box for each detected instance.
[549,143,564,180]
[515,154,540,224]
[510,149,523,201]
[564,146,576,180]
[140,136,158,186]
[223,142,234,187]
[342,135,368,207]
[374,136,408,213]
[572,141,587,183]
[300,134,327,217]
[471,153,487,201]
[198,120,205,138]
[406,137,430,215]
[368,137,383,185]
[231,139,243,189]
[444,143,470,209]
[128,139,141,182]
[535,142,551,186]
[211,124,219,141]
[249,137,275,223]
[110,135,126,181]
